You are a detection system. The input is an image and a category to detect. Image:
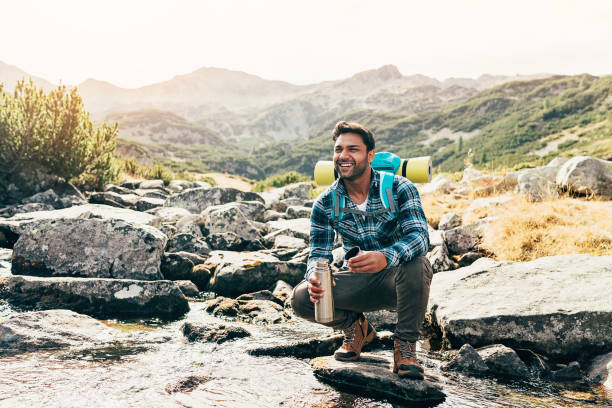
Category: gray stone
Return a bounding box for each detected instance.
[282,182,312,200]
[139,179,164,190]
[205,296,289,324]
[135,189,170,200]
[89,191,140,209]
[12,218,166,280]
[165,375,213,394]
[263,209,286,222]
[271,280,293,305]
[164,187,264,214]
[550,361,582,381]
[206,251,306,296]
[146,206,192,223]
[0,309,118,352]
[587,351,612,389]
[160,252,210,290]
[419,175,456,195]
[166,233,211,257]
[556,156,612,198]
[443,344,489,376]
[0,203,56,218]
[167,180,194,193]
[311,352,445,404]
[365,310,398,332]
[202,203,264,251]
[120,180,143,189]
[136,197,165,212]
[443,218,492,255]
[0,275,189,319]
[286,206,312,219]
[438,213,461,230]
[182,321,250,344]
[174,280,200,297]
[426,243,458,273]
[221,201,265,221]
[104,184,132,195]
[428,226,444,248]
[265,218,310,240]
[21,189,63,208]
[518,171,559,202]
[274,234,307,250]
[457,251,486,267]
[236,290,284,306]
[477,344,529,378]
[175,214,204,237]
[429,254,612,360]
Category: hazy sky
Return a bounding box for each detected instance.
[3,0,612,88]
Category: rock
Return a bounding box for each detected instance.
[0,309,118,352]
[159,224,176,238]
[104,184,132,194]
[164,187,264,214]
[460,167,502,189]
[0,165,63,206]
[428,226,444,248]
[265,218,310,240]
[236,290,284,306]
[477,344,529,378]
[456,251,486,267]
[165,375,213,394]
[202,203,264,251]
[223,201,266,221]
[311,352,445,404]
[175,214,204,237]
[0,249,11,277]
[443,218,492,255]
[205,296,289,324]
[263,209,286,222]
[282,182,312,200]
[206,251,306,296]
[518,170,559,202]
[443,344,489,376]
[120,180,143,189]
[167,180,199,193]
[273,234,307,250]
[365,310,398,332]
[426,243,458,273]
[139,179,164,190]
[146,206,192,223]
[429,254,612,361]
[587,351,612,388]
[286,206,312,219]
[438,213,461,230]
[0,203,56,218]
[160,252,210,290]
[166,233,211,257]
[419,175,456,195]
[21,189,63,208]
[550,361,582,381]
[89,191,140,208]
[182,321,250,344]
[259,248,301,262]
[271,280,293,305]
[11,218,166,280]
[175,280,200,297]
[1,275,189,319]
[249,331,394,358]
[556,156,612,198]
[136,197,165,212]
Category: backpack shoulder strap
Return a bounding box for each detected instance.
[379,172,398,218]
[330,189,346,223]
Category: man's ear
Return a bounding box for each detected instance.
[367,150,375,164]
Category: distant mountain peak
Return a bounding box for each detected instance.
[350,64,403,82]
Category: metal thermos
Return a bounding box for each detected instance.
[314,258,334,323]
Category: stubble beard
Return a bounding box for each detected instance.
[335,160,368,181]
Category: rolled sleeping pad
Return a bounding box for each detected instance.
[314,156,432,185]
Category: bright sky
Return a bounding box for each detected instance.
[3,0,612,88]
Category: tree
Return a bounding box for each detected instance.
[456,135,464,154]
[0,79,119,187]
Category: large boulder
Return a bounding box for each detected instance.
[206,251,306,296]
[587,351,612,389]
[0,309,119,352]
[429,255,612,361]
[146,206,192,223]
[265,218,310,240]
[164,187,264,214]
[426,243,458,273]
[517,167,559,202]
[443,343,489,376]
[11,218,166,280]
[160,252,211,289]
[202,203,264,251]
[311,352,445,404]
[0,165,80,206]
[165,233,211,257]
[476,344,530,378]
[442,218,492,255]
[556,156,612,198]
[0,275,189,319]
[182,321,250,344]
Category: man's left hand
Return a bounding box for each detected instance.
[347,250,387,273]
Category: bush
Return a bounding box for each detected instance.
[251,171,311,192]
[0,79,118,189]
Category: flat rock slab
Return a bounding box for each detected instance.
[164,187,264,214]
[0,275,189,320]
[0,309,119,353]
[311,352,445,405]
[429,254,612,360]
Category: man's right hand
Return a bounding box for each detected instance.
[307,275,335,303]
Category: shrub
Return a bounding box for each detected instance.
[251,171,311,192]
[0,79,118,189]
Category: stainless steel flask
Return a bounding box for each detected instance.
[314,258,334,323]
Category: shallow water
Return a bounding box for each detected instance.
[1,300,610,408]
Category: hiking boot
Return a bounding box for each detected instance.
[334,314,376,361]
[393,338,424,379]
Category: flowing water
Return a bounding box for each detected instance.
[0,300,609,408]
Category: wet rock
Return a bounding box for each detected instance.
[550,361,582,381]
[236,290,284,306]
[205,296,289,324]
[428,255,612,361]
[426,243,458,273]
[556,156,612,198]
[0,309,118,352]
[249,331,394,358]
[438,213,461,230]
[443,218,492,255]
[165,375,213,393]
[587,351,612,389]
[443,344,489,376]
[11,218,166,280]
[175,280,200,297]
[166,233,211,257]
[160,252,210,290]
[259,247,301,262]
[164,187,264,214]
[477,344,529,378]
[272,280,293,305]
[206,251,305,296]
[136,197,165,212]
[311,352,445,404]
[202,203,264,251]
[1,275,189,319]
[139,179,164,190]
[286,206,312,219]
[265,218,310,240]
[182,321,250,344]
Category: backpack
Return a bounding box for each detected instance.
[330,152,400,224]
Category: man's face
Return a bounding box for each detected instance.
[333,133,375,181]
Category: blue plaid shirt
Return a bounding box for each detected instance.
[306,168,429,279]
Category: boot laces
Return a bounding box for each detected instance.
[342,322,357,345]
[398,339,416,359]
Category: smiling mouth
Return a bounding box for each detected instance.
[338,162,354,168]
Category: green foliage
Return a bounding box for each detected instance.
[148,164,173,185]
[0,79,118,188]
[251,171,311,192]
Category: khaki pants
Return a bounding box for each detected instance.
[291,255,433,342]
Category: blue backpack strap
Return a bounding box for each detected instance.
[331,189,345,223]
[371,152,401,174]
[379,172,397,218]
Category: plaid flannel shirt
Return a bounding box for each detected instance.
[306,168,429,279]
